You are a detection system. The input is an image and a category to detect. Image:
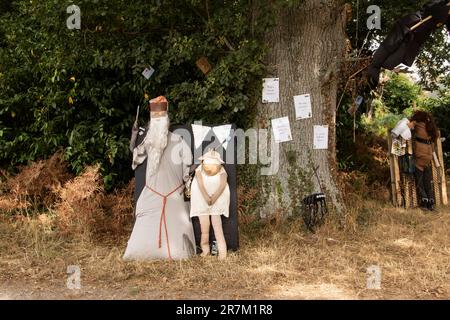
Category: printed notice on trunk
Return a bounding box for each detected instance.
[271,116,292,143]
[262,78,279,103]
[294,94,312,120]
[313,125,328,150]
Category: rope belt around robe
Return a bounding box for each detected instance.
[145,182,184,259]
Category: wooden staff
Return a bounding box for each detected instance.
[135,105,140,122]
[388,134,400,206]
[410,2,450,31]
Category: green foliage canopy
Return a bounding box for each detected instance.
[0,0,273,188]
[383,73,422,114]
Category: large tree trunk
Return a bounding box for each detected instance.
[257,0,347,217]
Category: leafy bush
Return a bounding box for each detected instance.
[383,73,422,114]
[423,87,450,168]
[0,0,273,189]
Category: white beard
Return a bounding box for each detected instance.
[131,115,170,173]
[148,116,169,150]
[145,115,169,177]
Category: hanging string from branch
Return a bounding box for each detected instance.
[355,0,360,49]
[336,20,373,113]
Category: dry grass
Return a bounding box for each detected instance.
[1,153,449,299]
[1,199,449,300]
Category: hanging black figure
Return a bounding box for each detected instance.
[367,0,450,89]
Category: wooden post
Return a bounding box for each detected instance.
[436,134,448,205]
[388,133,403,207]
[404,175,411,208]
[393,155,402,207]
[432,161,442,207]
[411,175,417,207]
[388,134,397,206]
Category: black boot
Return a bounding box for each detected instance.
[427,199,435,212]
[419,198,429,211]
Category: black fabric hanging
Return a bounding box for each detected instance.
[367,0,450,88]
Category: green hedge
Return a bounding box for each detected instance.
[0,0,274,189]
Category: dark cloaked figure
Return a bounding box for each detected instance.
[367,0,450,88]
[410,111,439,211]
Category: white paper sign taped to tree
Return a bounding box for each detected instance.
[262,78,279,103]
[294,94,312,120]
[271,116,292,143]
[313,125,329,150]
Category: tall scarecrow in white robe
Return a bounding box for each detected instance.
[123,96,196,260]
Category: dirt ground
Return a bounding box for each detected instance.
[1,201,449,300]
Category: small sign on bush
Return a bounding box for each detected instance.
[196,56,212,75]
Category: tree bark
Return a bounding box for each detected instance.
[257,0,347,217]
